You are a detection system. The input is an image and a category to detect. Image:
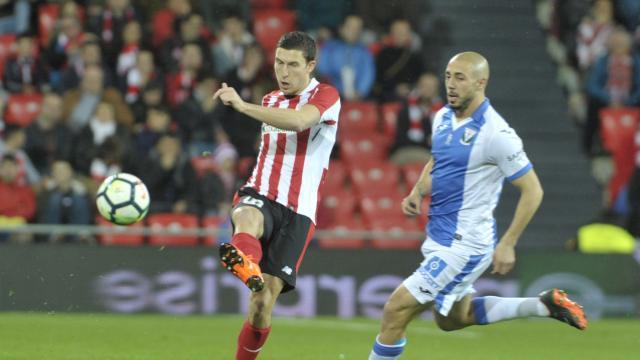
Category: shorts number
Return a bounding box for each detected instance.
[241,196,264,208]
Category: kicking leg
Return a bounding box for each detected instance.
[220,206,265,291]
[438,289,587,331]
[236,274,284,360]
[369,285,430,360]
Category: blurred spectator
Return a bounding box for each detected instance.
[116,21,143,78]
[134,106,174,157]
[389,73,443,165]
[60,39,116,93]
[151,0,193,48]
[2,33,48,93]
[174,76,222,150]
[24,93,73,174]
[354,0,424,37]
[576,0,614,72]
[159,13,212,72]
[627,127,640,237]
[616,0,640,32]
[317,15,375,101]
[63,65,134,133]
[88,0,141,68]
[37,160,92,243]
[0,154,36,228]
[211,13,254,78]
[60,0,84,22]
[374,19,424,102]
[585,28,640,156]
[130,79,164,127]
[0,125,40,186]
[165,43,206,107]
[295,0,352,41]
[199,0,249,32]
[124,50,162,104]
[46,16,85,72]
[0,0,30,35]
[216,45,271,157]
[139,135,199,214]
[72,102,131,176]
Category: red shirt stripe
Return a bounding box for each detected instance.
[253,134,270,190]
[267,133,287,199]
[288,129,310,211]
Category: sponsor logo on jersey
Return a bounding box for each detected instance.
[262,124,297,134]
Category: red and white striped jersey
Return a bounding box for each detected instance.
[244,78,341,223]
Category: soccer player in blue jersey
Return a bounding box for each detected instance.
[368,52,587,360]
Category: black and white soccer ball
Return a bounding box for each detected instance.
[96,173,150,225]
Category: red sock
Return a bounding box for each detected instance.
[231,233,262,262]
[236,320,271,360]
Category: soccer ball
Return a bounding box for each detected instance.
[96,173,150,225]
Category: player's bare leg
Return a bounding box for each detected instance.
[369,285,429,360]
[220,206,265,291]
[235,274,284,360]
[433,294,475,331]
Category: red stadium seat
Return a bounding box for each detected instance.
[147,213,200,246]
[38,4,60,47]
[253,10,296,55]
[339,134,390,166]
[359,193,405,221]
[369,216,422,249]
[349,162,401,197]
[322,160,348,193]
[317,216,367,249]
[317,188,358,228]
[401,162,427,188]
[380,102,403,138]
[96,216,145,246]
[5,93,44,127]
[0,34,16,76]
[339,101,379,138]
[599,107,640,204]
[202,215,232,246]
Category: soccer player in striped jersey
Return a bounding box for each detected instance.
[368,52,587,360]
[213,31,340,360]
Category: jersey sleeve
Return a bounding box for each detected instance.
[488,127,533,182]
[307,84,340,117]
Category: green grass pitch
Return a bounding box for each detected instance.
[0,313,638,359]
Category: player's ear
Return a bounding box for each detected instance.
[306,59,317,74]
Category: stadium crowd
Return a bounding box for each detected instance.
[0,0,438,245]
[538,0,640,237]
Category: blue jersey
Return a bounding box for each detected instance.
[426,99,532,254]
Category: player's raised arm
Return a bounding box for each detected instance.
[401,158,433,216]
[213,82,321,132]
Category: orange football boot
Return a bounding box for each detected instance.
[219,243,264,292]
[539,288,588,330]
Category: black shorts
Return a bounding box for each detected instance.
[233,187,315,293]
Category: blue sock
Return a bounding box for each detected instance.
[369,336,407,360]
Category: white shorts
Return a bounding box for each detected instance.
[403,241,492,316]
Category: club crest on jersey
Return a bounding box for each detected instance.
[460,128,477,145]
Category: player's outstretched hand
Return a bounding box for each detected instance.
[491,241,516,275]
[401,191,423,216]
[212,82,246,112]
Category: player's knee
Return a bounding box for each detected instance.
[232,207,263,235]
[435,317,463,332]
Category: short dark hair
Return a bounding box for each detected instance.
[276,31,316,63]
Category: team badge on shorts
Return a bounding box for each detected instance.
[424,256,447,278]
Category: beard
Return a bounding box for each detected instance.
[448,95,474,113]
